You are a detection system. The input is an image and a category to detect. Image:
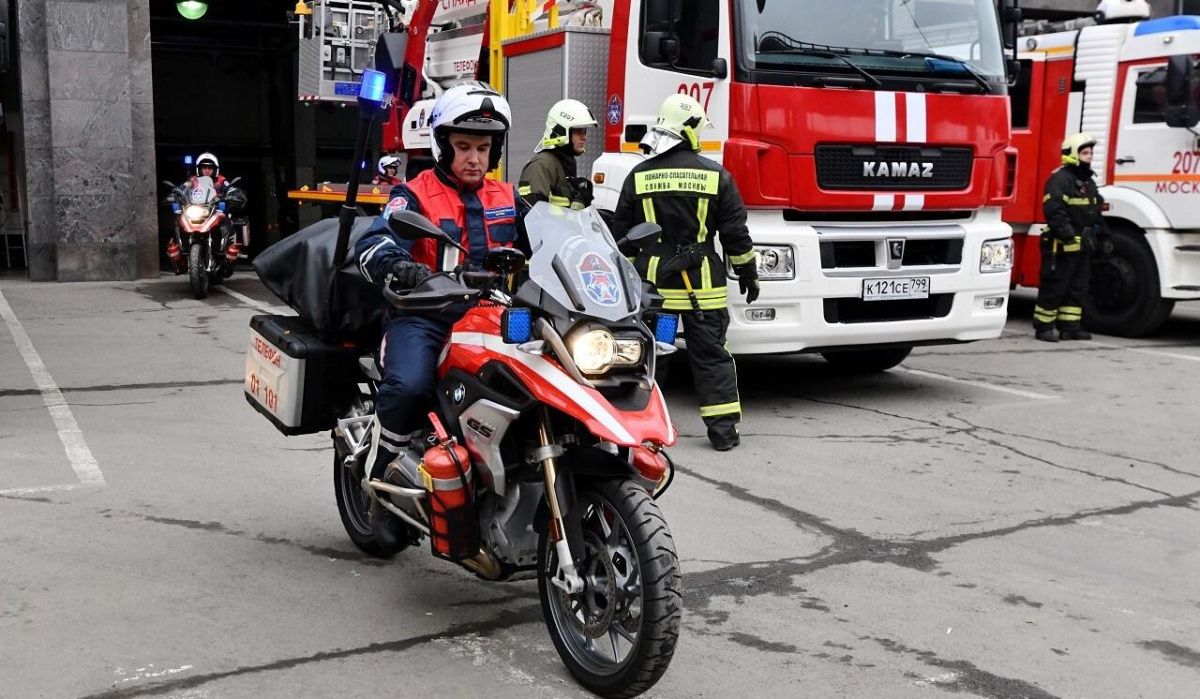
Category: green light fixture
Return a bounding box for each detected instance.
[176,1,208,20]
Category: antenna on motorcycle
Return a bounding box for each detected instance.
[428,411,450,442]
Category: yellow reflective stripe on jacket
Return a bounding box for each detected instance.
[696,197,710,243]
[701,257,712,290]
[634,169,720,196]
[642,198,657,223]
[1062,236,1082,252]
[1064,196,1092,206]
[699,401,741,418]
[549,195,571,207]
[659,287,727,299]
[518,185,533,196]
[662,297,727,311]
[647,256,660,285]
[728,250,756,266]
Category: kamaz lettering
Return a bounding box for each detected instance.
[863,162,935,178]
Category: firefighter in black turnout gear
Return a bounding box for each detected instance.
[611,94,758,451]
[518,99,598,209]
[1034,133,1112,342]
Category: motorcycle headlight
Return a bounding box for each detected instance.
[185,205,210,223]
[980,238,1014,273]
[568,328,616,375]
[613,338,643,366]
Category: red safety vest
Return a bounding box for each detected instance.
[403,170,519,271]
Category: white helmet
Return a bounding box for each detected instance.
[429,81,512,171]
[535,99,598,153]
[196,152,219,176]
[640,93,712,156]
[377,154,402,175]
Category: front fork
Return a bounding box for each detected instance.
[537,408,585,594]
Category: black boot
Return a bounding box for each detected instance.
[707,419,740,452]
[1059,328,1093,341]
[1034,328,1059,343]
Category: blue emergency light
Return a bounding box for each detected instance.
[171,202,182,214]
[217,201,226,212]
[358,69,387,106]
[654,314,678,346]
[184,154,194,166]
[501,308,533,344]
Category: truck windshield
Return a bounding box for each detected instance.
[737,0,1005,89]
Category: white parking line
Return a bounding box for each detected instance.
[899,367,1058,400]
[0,286,105,486]
[1090,340,1200,364]
[213,286,289,315]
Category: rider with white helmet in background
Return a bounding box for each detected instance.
[352,81,530,550]
[518,98,598,209]
[373,154,404,186]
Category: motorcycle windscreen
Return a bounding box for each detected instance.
[251,216,384,344]
[190,176,218,204]
[524,202,643,323]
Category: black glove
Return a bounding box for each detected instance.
[1098,233,1114,255]
[739,276,760,305]
[389,260,431,289]
[565,176,594,207]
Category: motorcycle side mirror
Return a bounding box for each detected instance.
[227,176,243,186]
[483,247,526,276]
[388,209,468,253]
[162,180,177,189]
[623,222,662,249]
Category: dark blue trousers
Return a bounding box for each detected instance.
[372,314,451,479]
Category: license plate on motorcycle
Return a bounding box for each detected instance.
[861,276,930,301]
[245,328,300,427]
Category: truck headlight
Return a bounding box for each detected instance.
[729,245,795,280]
[568,328,616,375]
[979,239,1013,273]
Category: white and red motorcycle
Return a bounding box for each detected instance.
[246,203,682,697]
[163,175,246,299]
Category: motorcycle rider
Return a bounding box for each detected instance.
[611,94,757,451]
[191,152,229,194]
[518,98,598,209]
[373,154,404,186]
[1033,132,1112,342]
[353,82,528,547]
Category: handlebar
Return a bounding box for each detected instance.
[381,272,482,312]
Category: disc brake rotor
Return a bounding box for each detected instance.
[559,531,619,639]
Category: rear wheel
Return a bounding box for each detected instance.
[538,479,681,698]
[333,450,406,558]
[188,242,208,299]
[1085,227,1174,337]
[821,346,912,373]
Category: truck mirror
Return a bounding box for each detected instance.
[1165,55,1200,128]
[711,57,729,80]
[641,31,679,67]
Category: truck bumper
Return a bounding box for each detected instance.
[721,208,1013,355]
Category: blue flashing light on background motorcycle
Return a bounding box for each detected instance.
[358,69,387,106]
[184,154,193,166]
[654,314,678,345]
[171,202,182,215]
[501,308,532,344]
[217,201,226,212]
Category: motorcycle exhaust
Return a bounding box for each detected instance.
[458,546,504,580]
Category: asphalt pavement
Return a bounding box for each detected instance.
[1,273,1197,698]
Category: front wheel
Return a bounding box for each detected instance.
[538,479,682,698]
[821,346,912,373]
[1085,227,1175,337]
[188,242,208,299]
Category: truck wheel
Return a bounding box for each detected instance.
[1085,227,1174,337]
[820,346,912,373]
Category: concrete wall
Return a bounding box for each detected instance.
[15,0,156,281]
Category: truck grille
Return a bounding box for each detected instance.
[823,295,954,324]
[815,145,972,191]
[820,238,964,269]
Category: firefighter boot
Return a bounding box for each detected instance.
[707,416,740,452]
[1034,328,1059,343]
[1059,328,1093,341]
